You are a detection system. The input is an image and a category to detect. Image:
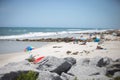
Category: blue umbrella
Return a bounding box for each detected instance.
[24,46,34,52]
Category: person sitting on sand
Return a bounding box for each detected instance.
[94,37,100,42]
[80,41,87,45]
[72,37,78,44]
[27,54,35,62]
[96,46,104,49]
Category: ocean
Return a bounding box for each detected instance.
[0,27,108,40]
[0,27,110,54]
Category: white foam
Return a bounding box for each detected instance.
[0,29,106,40]
[0,32,57,40]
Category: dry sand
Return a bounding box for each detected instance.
[0,39,120,68]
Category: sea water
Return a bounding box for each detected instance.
[0,27,108,40]
[0,27,109,54]
[0,41,50,54]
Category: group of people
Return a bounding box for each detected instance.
[72,33,105,49]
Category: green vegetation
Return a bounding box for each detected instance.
[106,74,113,78]
[27,57,35,62]
[16,71,38,80]
[74,77,78,80]
[114,76,120,80]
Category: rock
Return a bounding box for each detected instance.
[97,57,113,67]
[60,72,75,80]
[0,71,39,80]
[113,72,120,78]
[37,56,73,75]
[68,64,109,80]
[63,57,76,65]
[67,57,109,80]
[106,62,120,76]
[68,65,105,76]
[89,57,102,66]
[51,61,72,75]
[106,30,120,36]
[76,58,90,66]
[37,71,62,80]
[0,70,62,80]
[116,58,120,62]
[0,60,38,76]
[1,56,118,80]
[17,37,74,42]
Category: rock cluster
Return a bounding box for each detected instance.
[106,30,120,36]
[16,38,74,42]
[0,56,120,80]
[16,37,93,42]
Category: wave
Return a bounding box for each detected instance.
[0,32,58,40]
[0,29,107,40]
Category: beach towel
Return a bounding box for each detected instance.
[34,56,44,63]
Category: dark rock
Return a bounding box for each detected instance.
[116,58,120,62]
[106,67,120,76]
[51,61,72,75]
[97,57,113,67]
[17,37,74,42]
[89,72,100,76]
[106,62,120,76]
[37,56,72,75]
[64,57,76,65]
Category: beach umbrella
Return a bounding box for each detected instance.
[24,46,34,53]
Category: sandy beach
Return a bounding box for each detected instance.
[0,33,120,68]
[0,31,120,80]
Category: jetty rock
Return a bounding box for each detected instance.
[0,56,120,80]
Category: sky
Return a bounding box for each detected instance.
[0,0,120,28]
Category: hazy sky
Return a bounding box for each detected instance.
[0,0,120,28]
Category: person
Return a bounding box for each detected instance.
[89,33,92,39]
[80,41,87,45]
[96,46,103,49]
[98,33,105,45]
[100,33,104,39]
[27,54,35,62]
[73,37,78,44]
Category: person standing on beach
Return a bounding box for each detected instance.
[89,33,92,39]
[72,37,78,44]
[98,33,105,45]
